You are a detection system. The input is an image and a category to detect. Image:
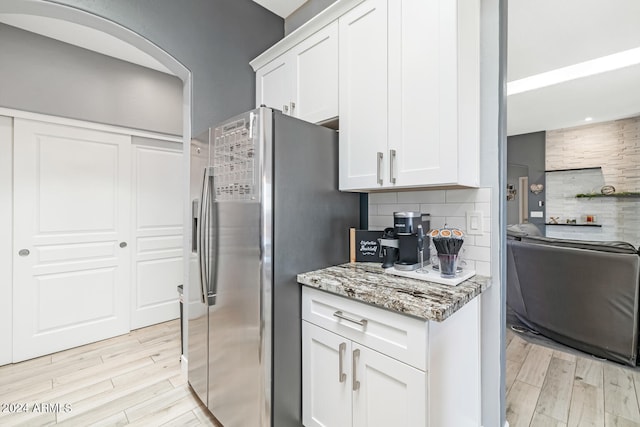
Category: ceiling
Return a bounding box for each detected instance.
[507,0,640,135]
[251,0,308,18]
[0,14,173,75]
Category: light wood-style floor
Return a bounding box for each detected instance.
[0,319,220,426]
[506,328,640,427]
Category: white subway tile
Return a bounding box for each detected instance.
[420,203,474,217]
[464,245,491,263]
[474,202,491,217]
[475,261,491,276]
[367,204,378,215]
[377,203,421,216]
[368,215,392,230]
[445,188,491,203]
[369,192,398,204]
[444,217,466,230]
[474,233,491,247]
[397,190,446,204]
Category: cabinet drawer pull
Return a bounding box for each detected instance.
[390,149,397,184]
[376,152,383,185]
[333,311,368,328]
[338,342,347,383]
[352,349,360,391]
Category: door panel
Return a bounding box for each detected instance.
[187,137,209,405]
[339,0,388,190]
[295,21,339,123]
[257,56,293,113]
[353,344,426,427]
[302,321,352,427]
[13,118,131,362]
[0,116,13,366]
[130,142,183,329]
[208,200,262,426]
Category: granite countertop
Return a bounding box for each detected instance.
[297,263,490,322]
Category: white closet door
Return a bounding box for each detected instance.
[130,139,183,329]
[13,118,131,362]
[0,116,13,367]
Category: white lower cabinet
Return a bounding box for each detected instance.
[302,322,353,427]
[303,322,426,427]
[302,286,480,427]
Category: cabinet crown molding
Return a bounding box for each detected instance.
[250,0,364,71]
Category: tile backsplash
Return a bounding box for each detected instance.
[368,188,492,276]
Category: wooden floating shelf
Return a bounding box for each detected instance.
[575,193,640,199]
[545,223,602,227]
[545,166,602,173]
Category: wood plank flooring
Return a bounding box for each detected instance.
[0,320,220,426]
[506,328,640,427]
[9,317,637,426]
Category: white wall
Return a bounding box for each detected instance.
[0,116,13,366]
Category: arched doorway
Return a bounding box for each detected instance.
[0,0,192,365]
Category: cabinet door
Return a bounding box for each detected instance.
[338,0,389,191]
[388,0,479,188]
[293,22,339,124]
[256,54,294,114]
[303,321,352,427]
[352,344,426,427]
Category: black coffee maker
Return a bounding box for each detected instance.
[378,227,399,268]
[393,211,430,270]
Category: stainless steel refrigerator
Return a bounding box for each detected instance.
[188,107,359,426]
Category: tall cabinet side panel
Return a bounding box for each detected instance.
[272,112,360,426]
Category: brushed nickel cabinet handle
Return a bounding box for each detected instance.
[338,342,346,383]
[290,101,296,114]
[376,152,383,185]
[352,349,360,391]
[333,311,368,328]
[390,149,397,184]
[283,104,289,114]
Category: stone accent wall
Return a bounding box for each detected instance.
[545,116,640,246]
[368,188,491,276]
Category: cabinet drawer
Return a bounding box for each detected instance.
[302,287,427,370]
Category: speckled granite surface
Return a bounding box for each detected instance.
[297,263,490,322]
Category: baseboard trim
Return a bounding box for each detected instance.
[181,354,188,379]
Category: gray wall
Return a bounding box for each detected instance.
[285,0,337,35]
[52,0,284,136]
[0,23,183,135]
[507,131,546,233]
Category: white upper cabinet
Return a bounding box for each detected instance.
[294,22,339,123]
[338,0,388,190]
[251,0,480,191]
[255,22,339,123]
[340,0,480,191]
[256,55,293,115]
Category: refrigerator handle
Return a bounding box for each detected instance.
[198,167,210,304]
[207,168,218,306]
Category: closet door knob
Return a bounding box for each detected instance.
[18,249,30,257]
[119,242,128,248]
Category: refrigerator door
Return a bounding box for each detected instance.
[188,132,210,406]
[207,110,270,426]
